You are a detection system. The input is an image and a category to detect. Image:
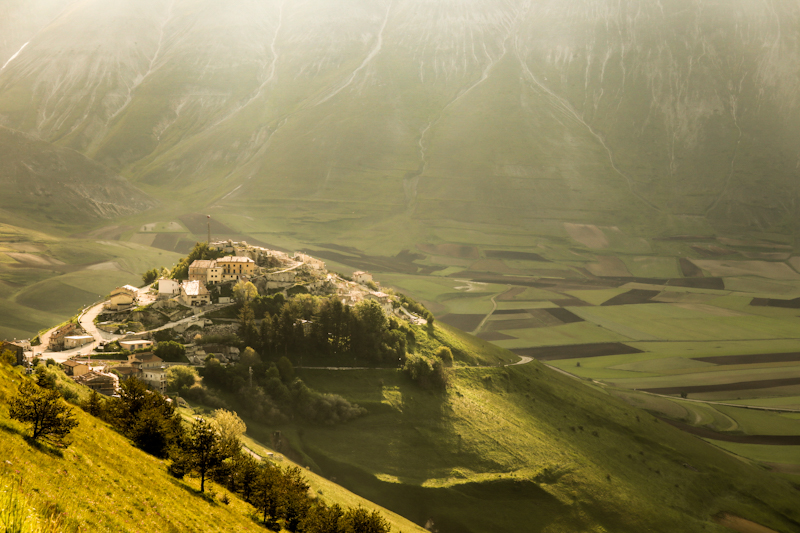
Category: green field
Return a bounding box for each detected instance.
[0,223,181,340]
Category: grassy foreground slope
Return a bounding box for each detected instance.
[267,326,800,533]
[0,364,425,533]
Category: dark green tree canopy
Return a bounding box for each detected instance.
[10,380,78,447]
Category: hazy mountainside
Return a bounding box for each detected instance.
[0,0,797,244]
[0,127,156,225]
[0,0,72,69]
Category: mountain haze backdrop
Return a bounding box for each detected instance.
[1,0,799,339]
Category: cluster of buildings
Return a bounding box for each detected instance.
[47,323,93,352]
[151,241,332,307]
[195,242,407,318]
[61,352,176,395]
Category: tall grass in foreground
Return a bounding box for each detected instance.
[0,479,61,533]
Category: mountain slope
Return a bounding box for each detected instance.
[0,127,155,227]
[0,0,797,243]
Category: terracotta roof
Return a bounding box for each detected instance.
[130,353,163,364]
[75,371,116,384]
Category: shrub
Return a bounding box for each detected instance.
[435,346,454,367]
[154,340,186,362]
[403,354,449,390]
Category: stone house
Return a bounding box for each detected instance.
[128,353,163,371]
[217,256,256,281]
[48,323,77,351]
[209,240,236,254]
[61,360,90,377]
[141,368,167,393]
[188,260,223,284]
[74,371,118,396]
[294,253,325,270]
[0,341,25,366]
[158,278,181,297]
[112,365,139,381]
[63,335,94,349]
[353,271,373,284]
[108,285,138,311]
[179,280,210,306]
[119,339,154,352]
[365,291,394,314]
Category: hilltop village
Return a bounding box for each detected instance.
[3,241,429,396]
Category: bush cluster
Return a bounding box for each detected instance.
[200,354,366,425]
[241,295,412,366]
[403,353,450,390]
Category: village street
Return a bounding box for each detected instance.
[32,301,123,363]
[33,295,233,364]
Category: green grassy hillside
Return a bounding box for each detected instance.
[245,325,800,533]
[0,364,426,533]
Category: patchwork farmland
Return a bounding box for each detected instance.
[374,232,800,475]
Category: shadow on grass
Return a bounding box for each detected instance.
[22,436,64,458]
[305,446,569,533]
[249,514,280,531]
[0,421,62,457]
[0,420,23,436]
[167,475,220,505]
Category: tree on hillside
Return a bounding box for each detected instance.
[10,380,78,447]
[341,506,391,533]
[154,340,186,362]
[302,503,345,533]
[282,466,312,531]
[0,349,16,366]
[276,356,294,384]
[186,417,226,492]
[142,268,160,285]
[251,462,285,526]
[233,280,258,305]
[212,408,246,456]
[238,303,259,349]
[34,365,56,389]
[83,390,104,417]
[109,377,184,458]
[165,365,198,392]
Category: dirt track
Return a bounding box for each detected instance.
[660,419,800,445]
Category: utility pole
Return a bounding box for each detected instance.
[207,214,211,245]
